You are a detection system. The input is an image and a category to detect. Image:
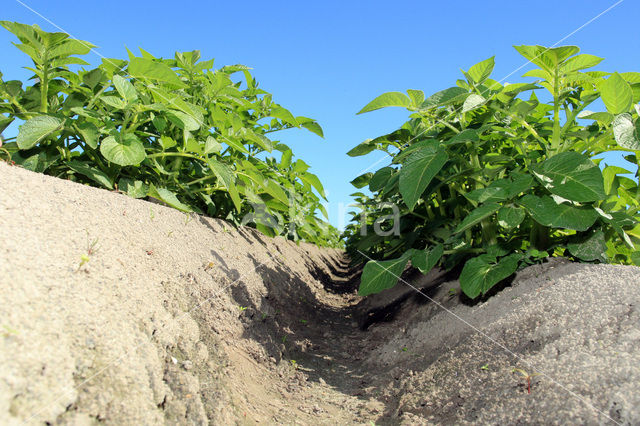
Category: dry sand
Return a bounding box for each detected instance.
[1,161,639,425]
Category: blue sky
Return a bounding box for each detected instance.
[2,0,639,228]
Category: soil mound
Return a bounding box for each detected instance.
[1,162,639,425]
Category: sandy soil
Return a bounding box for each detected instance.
[1,161,639,425]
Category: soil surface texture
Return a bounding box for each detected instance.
[1,161,639,425]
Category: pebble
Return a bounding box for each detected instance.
[182,360,193,370]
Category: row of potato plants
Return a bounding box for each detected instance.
[0,21,342,248]
[345,45,640,298]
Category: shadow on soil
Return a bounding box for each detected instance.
[223,251,471,413]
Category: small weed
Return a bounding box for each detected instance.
[512,368,541,394]
[238,306,248,312]
[448,288,458,297]
[401,347,408,352]
[149,207,155,221]
[184,212,193,225]
[1,325,18,337]
[290,359,298,370]
[76,232,99,272]
[261,312,268,321]
[204,261,215,271]
[300,319,308,325]
[281,335,287,344]
[481,364,489,371]
[167,230,174,237]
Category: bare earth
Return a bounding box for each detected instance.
[1,161,639,425]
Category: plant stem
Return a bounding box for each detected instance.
[481,218,498,246]
[551,69,561,153]
[441,120,461,134]
[40,58,49,113]
[530,222,550,251]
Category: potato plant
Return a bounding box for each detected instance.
[0,21,342,248]
[346,45,640,298]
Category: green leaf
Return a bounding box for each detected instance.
[221,134,249,153]
[532,152,605,202]
[112,74,138,102]
[351,172,373,189]
[602,165,632,194]
[118,178,148,198]
[465,182,509,203]
[298,119,324,137]
[449,129,479,144]
[612,113,640,150]
[519,195,598,231]
[357,92,411,114]
[467,56,495,84]
[347,140,376,157]
[358,254,410,296]
[0,116,14,135]
[600,73,633,114]
[204,136,222,155]
[406,89,424,107]
[497,205,525,229]
[369,167,394,192]
[514,45,579,73]
[420,87,468,110]
[567,230,607,262]
[300,172,327,200]
[148,185,192,212]
[128,57,186,87]
[399,145,448,210]
[263,179,290,205]
[207,159,242,212]
[67,161,113,189]
[270,105,298,126]
[410,244,444,274]
[280,149,293,168]
[100,133,146,166]
[100,95,127,109]
[454,203,501,234]
[293,159,310,173]
[159,135,177,150]
[562,54,604,73]
[49,39,95,58]
[460,253,522,299]
[462,94,486,112]
[167,110,200,131]
[17,116,64,149]
[75,122,99,149]
[81,68,105,89]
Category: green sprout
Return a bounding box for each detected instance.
[76,233,98,272]
[512,368,541,394]
[1,325,18,337]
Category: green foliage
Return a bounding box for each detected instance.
[346,45,640,298]
[0,21,341,248]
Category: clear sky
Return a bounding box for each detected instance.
[2,0,639,228]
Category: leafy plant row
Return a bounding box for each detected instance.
[0,21,341,247]
[345,45,640,298]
